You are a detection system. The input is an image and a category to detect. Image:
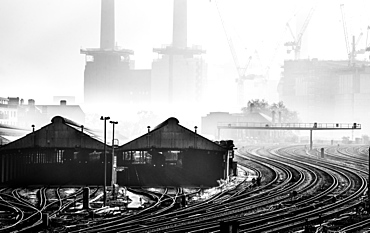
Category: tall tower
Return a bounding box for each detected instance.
[172,0,187,48]
[81,0,151,107]
[100,0,115,50]
[151,0,206,107]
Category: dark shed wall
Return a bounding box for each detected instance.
[182,149,224,186]
[0,148,112,186]
[0,116,112,186]
[116,118,228,187]
[116,150,224,187]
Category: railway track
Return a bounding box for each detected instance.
[0,186,101,232]
[0,144,368,232]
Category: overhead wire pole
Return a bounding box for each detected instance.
[110,120,118,186]
[100,116,110,207]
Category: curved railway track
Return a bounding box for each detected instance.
[0,144,368,232]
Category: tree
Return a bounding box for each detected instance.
[241,100,300,123]
[270,101,300,123]
[241,99,270,115]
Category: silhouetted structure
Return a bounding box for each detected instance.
[0,116,111,186]
[116,117,229,187]
[1,117,232,187]
[81,0,150,106]
[151,0,207,106]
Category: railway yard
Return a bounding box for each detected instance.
[0,144,369,233]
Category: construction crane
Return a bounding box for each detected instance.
[340,4,367,65]
[340,4,350,62]
[214,0,263,106]
[284,6,316,60]
[264,24,290,81]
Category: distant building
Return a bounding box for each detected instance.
[0,97,17,126]
[81,0,151,106]
[82,0,206,108]
[36,100,85,126]
[151,0,207,107]
[278,59,370,133]
[0,97,85,131]
[53,96,76,104]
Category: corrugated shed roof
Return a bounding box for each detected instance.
[119,117,226,152]
[0,116,105,150]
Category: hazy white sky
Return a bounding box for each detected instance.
[0,0,369,106]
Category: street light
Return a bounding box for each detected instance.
[109,120,118,186]
[100,116,110,206]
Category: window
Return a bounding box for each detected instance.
[165,151,182,166]
[56,149,64,163]
[123,151,152,164]
[89,151,101,162]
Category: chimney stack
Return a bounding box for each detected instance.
[100,0,115,50]
[60,100,67,106]
[28,99,35,106]
[172,0,187,48]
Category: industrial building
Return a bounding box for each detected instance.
[0,116,111,186]
[81,0,151,106]
[151,0,207,106]
[0,97,17,126]
[278,59,370,133]
[81,0,206,108]
[1,116,233,187]
[116,117,232,187]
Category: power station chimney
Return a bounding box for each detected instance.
[100,0,115,50]
[172,0,187,48]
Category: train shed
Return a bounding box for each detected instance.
[116,117,230,187]
[0,116,111,186]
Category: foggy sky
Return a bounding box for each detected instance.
[0,0,368,106]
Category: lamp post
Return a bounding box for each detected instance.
[110,121,118,186]
[32,125,35,147]
[100,116,110,206]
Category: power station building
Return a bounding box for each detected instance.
[151,0,207,106]
[81,0,151,106]
[81,0,206,108]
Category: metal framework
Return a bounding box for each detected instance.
[217,122,361,150]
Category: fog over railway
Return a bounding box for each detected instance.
[1,0,369,143]
[0,1,370,232]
